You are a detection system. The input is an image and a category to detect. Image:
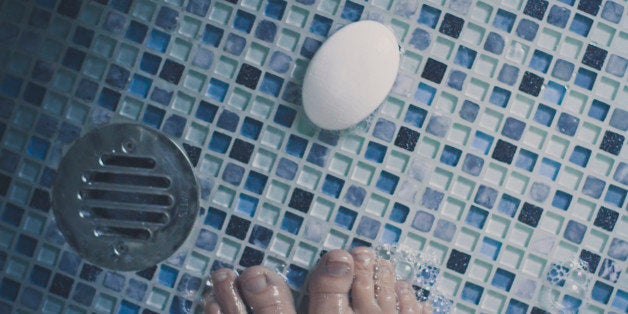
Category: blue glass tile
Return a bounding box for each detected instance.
[229,139,254,164]
[156,6,178,31]
[202,24,224,47]
[447,70,466,90]
[376,171,399,195]
[29,7,51,29]
[422,58,447,84]
[409,27,431,51]
[341,1,364,21]
[588,100,609,121]
[556,112,579,136]
[75,79,98,102]
[365,141,387,163]
[600,130,624,155]
[426,115,451,138]
[288,188,313,213]
[506,299,529,314]
[356,216,381,239]
[518,202,543,227]
[223,162,244,185]
[570,13,593,36]
[286,264,307,288]
[466,206,488,229]
[265,0,287,20]
[461,282,483,305]
[564,220,587,244]
[187,0,211,16]
[157,265,179,288]
[440,145,462,166]
[259,72,283,97]
[111,0,131,13]
[241,117,262,140]
[498,194,521,216]
[128,74,151,98]
[306,143,328,167]
[547,5,570,27]
[106,64,131,89]
[26,136,49,160]
[59,251,81,275]
[454,45,476,68]
[418,5,441,29]
[0,74,23,98]
[502,117,526,140]
[162,115,186,138]
[494,9,516,32]
[255,20,277,43]
[310,14,333,37]
[249,225,273,248]
[373,119,396,142]
[583,175,606,198]
[498,64,520,86]
[582,45,607,70]
[207,78,229,102]
[57,0,82,18]
[268,51,292,73]
[300,37,322,58]
[143,105,165,128]
[51,273,74,297]
[606,54,627,78]
[23,82,47,106]
[530,182,550,202]
[0,278,20,301]
[382,224,401,244]
[492,139,517,164]
[446,249,470,274]
[538,157,560,180]
[234,10,255,33]
[125,21,148,44]
[322,174,344,199]
[344,185,366,207]
[192,47,214,69]
[601,1,624,23]
[73,26,94,48]
[524,0,549,20]
[492,268,515,291]
[286,135,308,158]
[434,219,456,241]
[208,132,231,153]
[580,249,601,273]
[615,162,628,185]
[592,280,613,304]
[226,215,250,240]
[489,86,511,108]
[422,187,444,210]
[439,13,464,38]
[519,71,544,96]
[412,210,434,232]
[471,131,494,155]
[552,190,573,210]
[205,207,226,229]
[159,59,185,85]
[30,264,51,287]
[414,83,437,105]
[612,289,628,311]
[462,153,484,176]
[281,81,302,105]
[475,185,498,209]
[457,101,479,123]
[274,105,297,128]
[480,237,502,260]
[542,81,566,105]
[598,258,620,282]
[140,52,161,75]
[318,130,339,146]
[578,0,602,16]
[244,170,267,195]
[516,19,539,41]
[196,101,218,123]
[605,185,626,208]
[236,193,259,216]
[335,206,357,230]
[216,110,240,132]
[530,50,552,73]
[390,203,409,223]
[534,104,555,126]
[484,32,505,54]
[147,29,171,53]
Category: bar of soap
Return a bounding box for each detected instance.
[302,21,400,130]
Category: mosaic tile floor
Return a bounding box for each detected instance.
[0,0,626,313]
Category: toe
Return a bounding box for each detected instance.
[238,266,296,314]
[395,282,421,313]
[307,250,354,313]
[375,259,397,313]
[210,269,247,314]
[203,298,222,314]
[349,247,378,313]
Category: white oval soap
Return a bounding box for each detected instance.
[302,21,400,130]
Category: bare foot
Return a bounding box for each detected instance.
[205,247,432,313]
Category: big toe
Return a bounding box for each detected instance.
[238,266,296,314]
[307,250,354,313]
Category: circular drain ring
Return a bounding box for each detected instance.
[53,123,199,271]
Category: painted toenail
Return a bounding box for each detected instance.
[244,274,269,293]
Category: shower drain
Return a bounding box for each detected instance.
[53,123,199,271]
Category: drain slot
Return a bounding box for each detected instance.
[100,154,156,169]
[94,226,151,240]
[86,171,171,188]
[82,207,169,224]
[80,189,173,206]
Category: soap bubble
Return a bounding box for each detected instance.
[540,255,592,313]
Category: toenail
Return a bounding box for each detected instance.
[243,274,269,293]
[211,270,229,282]
[325,255,351,276]
[354,252,373,264]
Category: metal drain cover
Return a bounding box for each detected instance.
[53,123,199,271]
